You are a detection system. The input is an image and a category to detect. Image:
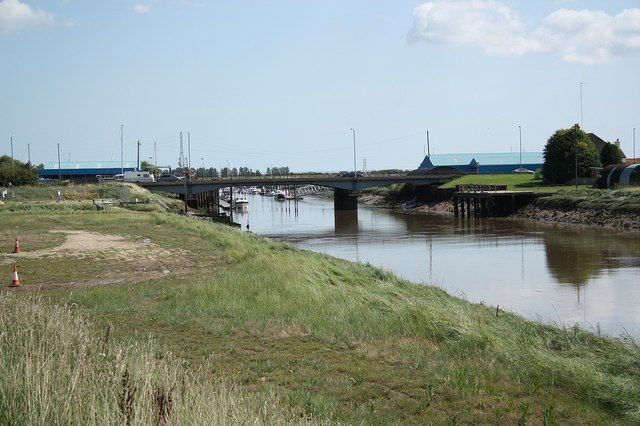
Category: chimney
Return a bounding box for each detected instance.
[615,138,621,148]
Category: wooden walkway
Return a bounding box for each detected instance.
[452,185,535,218]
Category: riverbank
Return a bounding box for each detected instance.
[2,185,640,423]
[360,186,640,232]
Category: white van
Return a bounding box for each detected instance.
[113,171,156,183]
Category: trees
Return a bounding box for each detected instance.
[600,142,623,167]
[0,155,38,186]
[140,161,161,175]
[542,125,601,183]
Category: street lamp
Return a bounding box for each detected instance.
[349,128,357,177]
[518,125,522,172]
[579,82,586,129]
[10,135,15,179]
[201,157,205,179]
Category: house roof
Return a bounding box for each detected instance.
[587,133,626,158]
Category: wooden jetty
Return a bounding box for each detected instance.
[452,185,537,218]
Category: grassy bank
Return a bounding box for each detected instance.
[439,174,575,192]
[2,187,640,423]
[0,295,303,425]
[532,187,640,214]
[0,182,183,213]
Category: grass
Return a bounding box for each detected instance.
[533,187,640,214]
[0,182,183,213]
[0,294,309,425]
[2,185,640,423]
[439,174,577,192]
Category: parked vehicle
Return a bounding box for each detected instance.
[114,171,156,183]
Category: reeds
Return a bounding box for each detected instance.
[0,294,310,425]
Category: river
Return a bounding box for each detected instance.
[231,194,640,340]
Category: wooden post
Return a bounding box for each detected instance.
[453,196,459,217]
[466,198,471,217]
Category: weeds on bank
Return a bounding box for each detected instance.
[0,294,314,425]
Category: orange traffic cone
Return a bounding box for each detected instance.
[12,237,21,254]
[9,266,21,287]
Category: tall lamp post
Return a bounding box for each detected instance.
[349,128,357,177]
[579,82,585,129]
[518,125,522,172]
[10,135,15,180]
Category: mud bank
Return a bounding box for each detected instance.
[510,205,640,232]
[357,192,640,232]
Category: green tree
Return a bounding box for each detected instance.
[0,155,38,186]
[140,161,161,175]
[542,125,601,183]
[600,142,623,167]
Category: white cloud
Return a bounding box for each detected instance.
[133,4,151,14]
[0,0,55,34]
[408,1,640,63]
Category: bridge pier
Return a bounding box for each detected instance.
[334,189,358,211]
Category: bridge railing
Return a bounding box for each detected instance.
[456,185,508,193]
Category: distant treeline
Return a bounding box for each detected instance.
[191,166,291,178]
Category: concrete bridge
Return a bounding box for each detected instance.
[140,174,457,211]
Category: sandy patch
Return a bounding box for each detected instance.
[5,230,170,259]
[1,229,194,288]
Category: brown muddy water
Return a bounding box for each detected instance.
[234,194,640,340]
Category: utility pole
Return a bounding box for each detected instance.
[518,125,522,172]
[350,128,357,176]
[27,143,31,166]
[137,140,141,171]
[634,128,636,159]
[57,143,62,181]
[10,135,15,179]
[579,82,585,129]
[574,131,579,189]
[201,157,205,179]
[120,124,124,174]
[154,141,157,166]
[179,131,184,169]
[426,130,431,158]
[187,131,192,181]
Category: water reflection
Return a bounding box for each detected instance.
[233,194,640,339]
[334,211,359,235]
[542,228,640,287]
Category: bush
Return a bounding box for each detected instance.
[600,142,623,167]
[542,125,601,184]
[0,155,38,186]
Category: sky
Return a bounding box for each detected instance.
[1,0,639,172]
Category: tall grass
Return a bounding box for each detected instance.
[535,187,640,214]
[0,294,313,425]
[65,212,640,420]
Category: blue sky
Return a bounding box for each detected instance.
[1,0,639,171]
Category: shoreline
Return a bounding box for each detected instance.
[357,192,640,233]
[2,185,640,422]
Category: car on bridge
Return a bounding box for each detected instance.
[339,172,363,178]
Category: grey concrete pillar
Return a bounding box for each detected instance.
[334,188,358,211]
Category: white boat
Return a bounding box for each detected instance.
[249,186,259,194]
[274,191,286,201]
[232,197,249,210]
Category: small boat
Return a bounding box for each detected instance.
[274,191,286,201]
[232,197,249,210]
[249,186,259,194]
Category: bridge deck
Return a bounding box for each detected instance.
[141,175,459,195]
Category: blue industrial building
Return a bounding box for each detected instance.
[417,152,543,174]
[38,161,137,182]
